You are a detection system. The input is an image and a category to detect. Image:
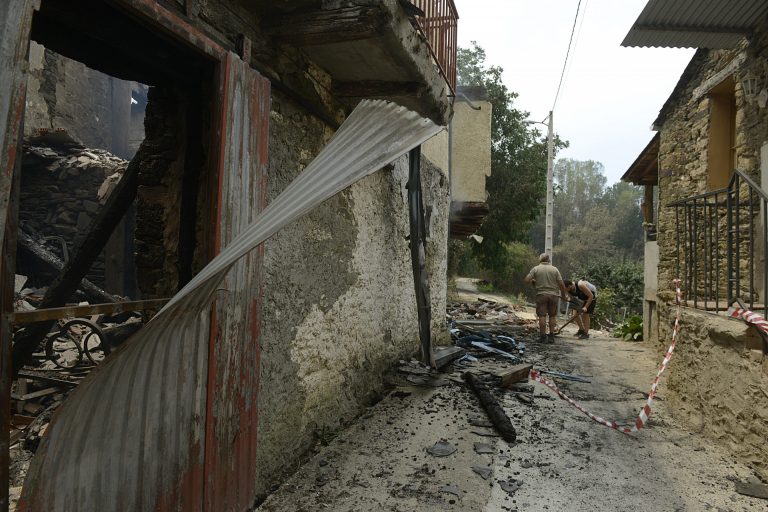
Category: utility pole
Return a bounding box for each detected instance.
[545,110,554,259]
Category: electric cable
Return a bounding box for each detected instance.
[552,0,583,112]
[561,0,589,95]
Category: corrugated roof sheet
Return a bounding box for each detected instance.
[622,0,768,48]
[19,99,443,512]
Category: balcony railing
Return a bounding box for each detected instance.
[669,169,768,316]
[410,0,458,93]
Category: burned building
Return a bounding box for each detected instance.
[1,0,458,510]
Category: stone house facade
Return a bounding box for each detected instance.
[1,0,459,509]
[623,1,768,481]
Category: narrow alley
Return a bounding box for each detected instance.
[257,281,766,511]
[4,1,768,510]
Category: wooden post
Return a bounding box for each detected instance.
[408,146,433,366]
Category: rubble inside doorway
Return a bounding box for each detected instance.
[7,132,157,511]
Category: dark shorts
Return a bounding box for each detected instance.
[581,295,597,314]
[535,295,559,317]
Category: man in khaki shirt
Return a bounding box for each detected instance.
[524,253,568,343]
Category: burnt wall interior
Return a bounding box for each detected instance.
[21,44,146,297]
[18,133,129,291]
[26,0,218,300]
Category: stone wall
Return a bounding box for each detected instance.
[654,17,768,480]
[255,91,449,494]
[658,307,768,479]
[24,42,145,159]
[134,87,187,299]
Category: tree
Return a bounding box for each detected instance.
[455,42,566,278]
[601,181,643,259]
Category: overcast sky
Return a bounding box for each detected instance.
[452,0,695,184]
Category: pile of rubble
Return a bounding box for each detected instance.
[19,130,128,286]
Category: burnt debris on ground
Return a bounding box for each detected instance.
[8,133,164,500]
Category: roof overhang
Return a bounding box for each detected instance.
[622,0,768,49]
[621,133,659,186]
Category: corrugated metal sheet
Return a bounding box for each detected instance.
[622,0,768,48]
[19,98,442,511]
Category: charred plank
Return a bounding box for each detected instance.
[463,372,517,443]
[268,6,388,47]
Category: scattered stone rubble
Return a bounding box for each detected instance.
[19,130,128,287]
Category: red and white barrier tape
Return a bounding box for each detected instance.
[529,279,683,434]
[727,302,768,336]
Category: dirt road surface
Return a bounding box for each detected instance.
[257,280,766,511]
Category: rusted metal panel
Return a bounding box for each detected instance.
[203,52,270,511]
[1,2,37,511]
[0,0,37,259]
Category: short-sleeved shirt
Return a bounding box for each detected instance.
[527,262,564,297]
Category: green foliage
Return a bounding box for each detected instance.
[483,242,539,295]
[448,239,480,277]
[591,287,617,328]
[457,43,567,278]
[567,261,643,325]
[530,159,645,281]
[614,315,644,341]
[476,280,495,293]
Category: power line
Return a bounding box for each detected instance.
[561,0,589,94]
[552,0,583,112]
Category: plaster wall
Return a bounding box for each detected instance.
[450,100,492,203]
[256,91,449,494]
[422,128,448,174]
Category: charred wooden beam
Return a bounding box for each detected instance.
[333,80,423,98]
[268,6,388,46]
[10,298,169,325]
[463,372,517,443]
[18,231,117,305]
[408,146,433,366]
[11,146,142,377]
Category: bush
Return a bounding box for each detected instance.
[476,280,494,293]
[572,261,643,315]
[448,239,480,277]
[591,287,618,328]
[614,315,643,341]
[484,242,539,295]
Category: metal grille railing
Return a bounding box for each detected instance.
[410,0,458,93]
[669,169,768,316]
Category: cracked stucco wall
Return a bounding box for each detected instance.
[256,90,449,495]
